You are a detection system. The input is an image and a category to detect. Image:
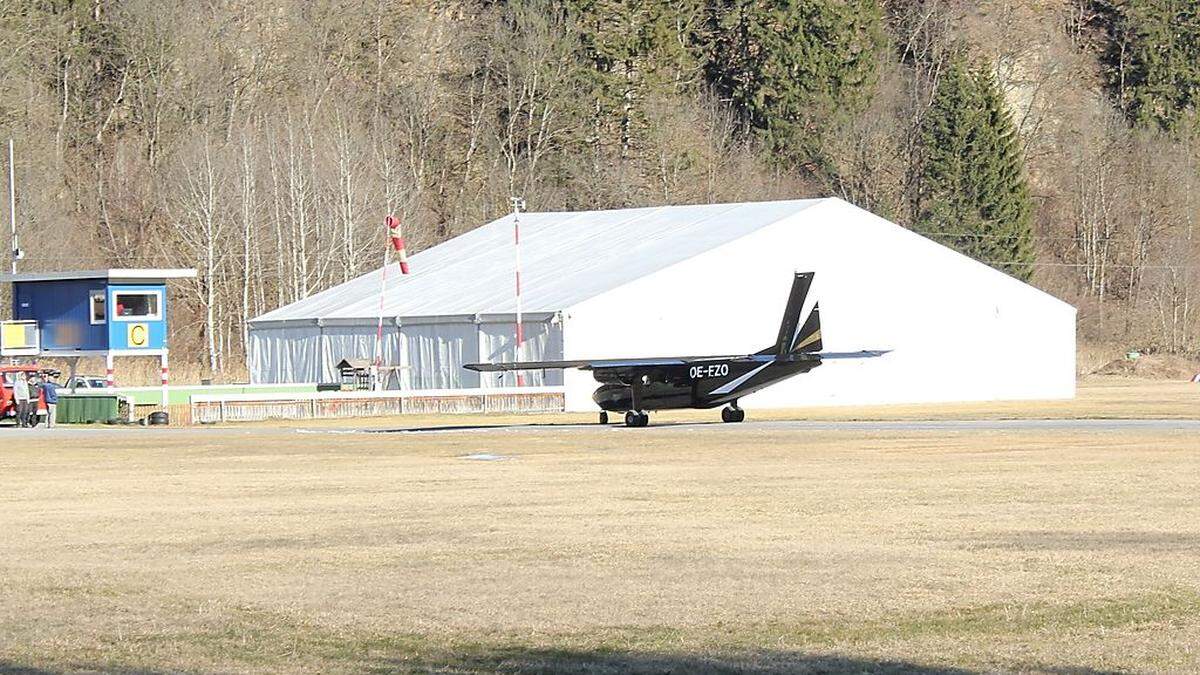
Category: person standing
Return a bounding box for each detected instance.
[12,372,31,428]
[27,376,43,428]
[42,375,59,428]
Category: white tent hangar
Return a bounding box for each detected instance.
[248,198,1076,411]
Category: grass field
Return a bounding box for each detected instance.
[2,378,1199,673]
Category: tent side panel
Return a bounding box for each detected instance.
[320,325,403,384]
[477,320,563,389]
[250,317,565,390]
[248,325,322,384]
[399,322,475,390]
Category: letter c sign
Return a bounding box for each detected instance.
[128,323,149,348]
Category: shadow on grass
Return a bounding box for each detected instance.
[0,651,1132,675]
[0,664,165,675]
[363,648,1128,675]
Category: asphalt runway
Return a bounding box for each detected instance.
[374,418,1200,435]
[3,417,1199,438]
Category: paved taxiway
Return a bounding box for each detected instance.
[3,418,1198,437]
[378,418,1200,434]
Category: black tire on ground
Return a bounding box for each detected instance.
[599,411,609,425]
[624,410,638,427]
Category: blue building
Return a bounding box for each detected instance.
[1,269,196,403]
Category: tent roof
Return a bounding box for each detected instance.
[252,199,825,323]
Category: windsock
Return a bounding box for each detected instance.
[386,215,410,274]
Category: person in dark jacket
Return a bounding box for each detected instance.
[27,376,43,427]
[42,375,59,428]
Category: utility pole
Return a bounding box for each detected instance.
[8,139,17,275]
[511,196,526,387]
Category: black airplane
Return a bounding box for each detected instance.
[465,273,888,427]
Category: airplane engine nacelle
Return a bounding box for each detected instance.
[592,382,694,412]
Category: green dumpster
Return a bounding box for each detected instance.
[58,395,121,424]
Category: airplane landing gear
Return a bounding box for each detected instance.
[624,410,649,427]
[599,411,609,424]
[721,405,745,423]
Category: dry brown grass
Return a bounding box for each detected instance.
[2,379,1199,673]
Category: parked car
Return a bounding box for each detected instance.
[0,365,56,426]
[66,375,110,390]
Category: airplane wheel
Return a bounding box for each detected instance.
[625,411,649,427]
[599,411,609,424]
[721,407,745,423]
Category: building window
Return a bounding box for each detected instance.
[90,291,107,324]
[112,291,162,321]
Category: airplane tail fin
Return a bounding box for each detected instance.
[760,272,822,356]
[792,302,822,353]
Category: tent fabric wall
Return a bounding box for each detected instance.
[248,317,562,389]
[397,322,476,390]
[477,320,563,388]
[248,326,323,384]
[319,325,402,383]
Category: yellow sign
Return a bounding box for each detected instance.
[1,321,40,356]
[2,322,32,348]
[128,323,149,348]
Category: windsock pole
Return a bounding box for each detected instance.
[374,220,393,369]
[373,258,388,368]
[375,215,410,374]
[511,197,526,387]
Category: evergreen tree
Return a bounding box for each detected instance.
[1107,0,1200,134]
[705,0,884,166]
[565,0,706,156]
[917,55,1035,281]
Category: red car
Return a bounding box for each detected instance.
[0,365,55,426]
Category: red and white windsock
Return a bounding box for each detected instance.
[386,215,410,274]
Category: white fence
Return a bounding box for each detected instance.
[190,386,566,424]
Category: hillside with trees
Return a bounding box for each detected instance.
[0,0,1197,378]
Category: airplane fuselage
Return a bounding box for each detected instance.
[590,354,821,411]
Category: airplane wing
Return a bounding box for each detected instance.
[465,350,890,372]
[816,349,891,359]
[464,355,742,372]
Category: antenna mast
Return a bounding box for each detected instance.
[8,139,16,275]
[511,196,526,387]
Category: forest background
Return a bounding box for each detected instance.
[1,0,1197,380]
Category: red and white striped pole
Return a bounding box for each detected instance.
[376,215,410,379]
[105,352,115,388]
[374,243,391,369]
[160,350,169,410]
[511,197,526,387]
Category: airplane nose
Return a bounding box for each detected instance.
[592,384,629,410]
